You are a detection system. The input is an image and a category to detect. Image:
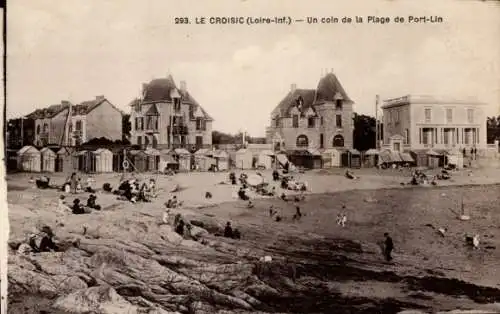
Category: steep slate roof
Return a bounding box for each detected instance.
[315,73,353,103]
[143,75,178,102]
[26,104,67,119]
[144,103,159,116]
[26,97,122,119]
[136,75,213,121]
[271,72,353,118]
[273,89,316,117]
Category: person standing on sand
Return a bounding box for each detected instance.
[383,233,394,262]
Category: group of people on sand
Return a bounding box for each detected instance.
[114,178,158,203]
[57,193,102,216]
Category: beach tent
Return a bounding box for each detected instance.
[362,149,379,168]
[235,148,253,169]
[144,148,160,171]
[194,148,215,171]
[17,145,41,172]
[322,148,342,168]
[159,149,178,171]
[174,148,191,171]
[40,147,56,172]
[93,148,113,173]
[257,150,275,169]
[426,149,442,168]
[112,149,126,172]
[446,148,464,169]
[56,147,77,172]
[211,149,229,171]
[342,149,361,168]
[77,150,96,173]
[129,150,148,172]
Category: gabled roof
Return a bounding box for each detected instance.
[143,75,178,102]
[272,89,316,117]
[26,104,67,119]
[135,75,214,121]
[144,104,159,116]
[26,97,121,120]
[271,72,353,118]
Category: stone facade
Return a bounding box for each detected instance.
[129,75,213,150]
[382,95,488,153]
[266,72,354,151]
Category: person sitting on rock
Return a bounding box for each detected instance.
[72,198,91,215]
[224,221,233,238]
[175,219,185,236]
[281,192,288,202]
[232,228,241,240]
[229,172,237,185]
[29,226,58,253]
[247,201,254,208]
[205,191,213,199]
[86,194,101,210]
[273,170,280,181]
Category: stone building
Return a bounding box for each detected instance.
[266,72,354,152]
[129,74,213,150]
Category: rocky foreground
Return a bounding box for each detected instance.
[7,181,500,314]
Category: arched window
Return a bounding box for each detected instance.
[296,135,309,148]
[152,136,158,148]
[36,125,41,134]
[43,123,49,133]
[333,135,344,147]
[145,136,150,147]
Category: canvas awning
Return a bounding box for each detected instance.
[174,148,191,156]
[399,152,414,162]
[259,149,275,156]
[194,148,210,156]
[348,149,360,155]
[159,149,173,155]
[307,149,321,156]
[77,150,88,156]
[390,151,403,162]
[145,148,160,156]
[364,149,380,156]
[426,149,441,156]
[161,155,178,164]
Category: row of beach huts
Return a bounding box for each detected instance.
[11,144,436,174]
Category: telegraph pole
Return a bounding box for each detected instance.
[375,95,379,149]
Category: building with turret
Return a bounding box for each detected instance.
[266,72,354,152]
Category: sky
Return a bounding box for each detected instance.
[7,0,500,137]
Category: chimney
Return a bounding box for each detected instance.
[96,95,105,101]
[290,83,297,93]
[180,81,187,93]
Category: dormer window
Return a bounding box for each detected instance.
[173,98,181,111]
[292,115,299,128]
[335,99,342,110]
[308,117,315,128]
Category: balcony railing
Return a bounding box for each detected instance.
[167,125,189,135]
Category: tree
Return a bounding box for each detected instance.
[352,113,377,151]
[122,114,132,142]
[487,116,500,143]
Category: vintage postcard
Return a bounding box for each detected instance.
[2,0,500,313]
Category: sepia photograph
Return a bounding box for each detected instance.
[3,0,500,313]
